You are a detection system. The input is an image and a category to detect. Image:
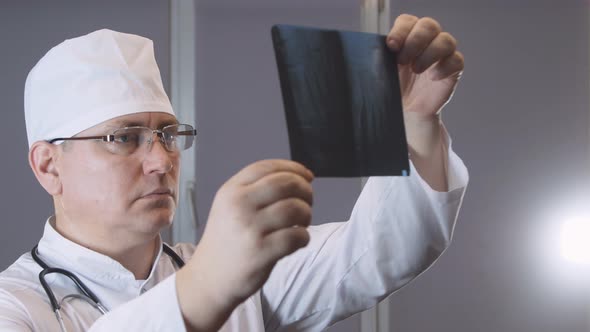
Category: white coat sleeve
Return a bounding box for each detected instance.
[0,290,34,331]
[89,275,186,332]
[260,137,469,331]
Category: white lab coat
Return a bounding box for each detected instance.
[0,142,468,331]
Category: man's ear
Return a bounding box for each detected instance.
[29,141,62,196]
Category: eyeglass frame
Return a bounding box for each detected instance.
[47,123,197,154]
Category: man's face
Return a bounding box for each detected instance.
[55,112,181,240]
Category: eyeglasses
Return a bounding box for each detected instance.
[48,124,197,156]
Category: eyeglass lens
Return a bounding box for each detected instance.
[109,124,195,155]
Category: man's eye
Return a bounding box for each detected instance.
[114,133,139,144]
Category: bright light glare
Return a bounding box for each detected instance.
[560,218,590,265]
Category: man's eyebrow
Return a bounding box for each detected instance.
[105,120,180,130]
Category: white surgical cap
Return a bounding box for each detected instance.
[24,29,175,148]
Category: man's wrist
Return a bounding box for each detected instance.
[404,112,443,157]
[404,112,448,192]
[176,256,235,332]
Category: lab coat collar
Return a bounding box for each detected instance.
[37,216,164,285]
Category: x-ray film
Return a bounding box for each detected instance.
[271,25,410,177]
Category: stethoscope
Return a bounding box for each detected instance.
[31,243,185,332]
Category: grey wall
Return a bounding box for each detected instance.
[0,1,170,269]
[385,0,590,331]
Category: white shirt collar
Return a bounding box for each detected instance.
[37,216,164,284]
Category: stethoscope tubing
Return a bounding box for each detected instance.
[30,243,185,332]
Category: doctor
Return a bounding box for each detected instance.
[0,14,467,331]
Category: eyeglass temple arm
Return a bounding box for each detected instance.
[47,135,113,144]
[175,129,197,136]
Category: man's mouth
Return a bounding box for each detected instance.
[143,188,174,199]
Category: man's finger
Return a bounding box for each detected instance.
[412,32,457,74]
[260,227,310,263]
[245,171,313,208]
[430,50,465,81]
[386,14,418,52]
[229,159,313,186]
[397,17,442,66]
[255,198,312,234]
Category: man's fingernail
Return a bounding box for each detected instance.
[387,38,399,50]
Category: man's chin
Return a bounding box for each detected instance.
[132,213,174,236]
[136,206,175,227]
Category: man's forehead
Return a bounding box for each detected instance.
[90,112,179,132]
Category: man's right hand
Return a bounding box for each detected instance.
[176,160,314,331]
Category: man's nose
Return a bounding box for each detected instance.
[142,134,175,174]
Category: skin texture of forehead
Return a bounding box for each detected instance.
[81,112,179,135]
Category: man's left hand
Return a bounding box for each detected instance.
[387,14,464,119]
